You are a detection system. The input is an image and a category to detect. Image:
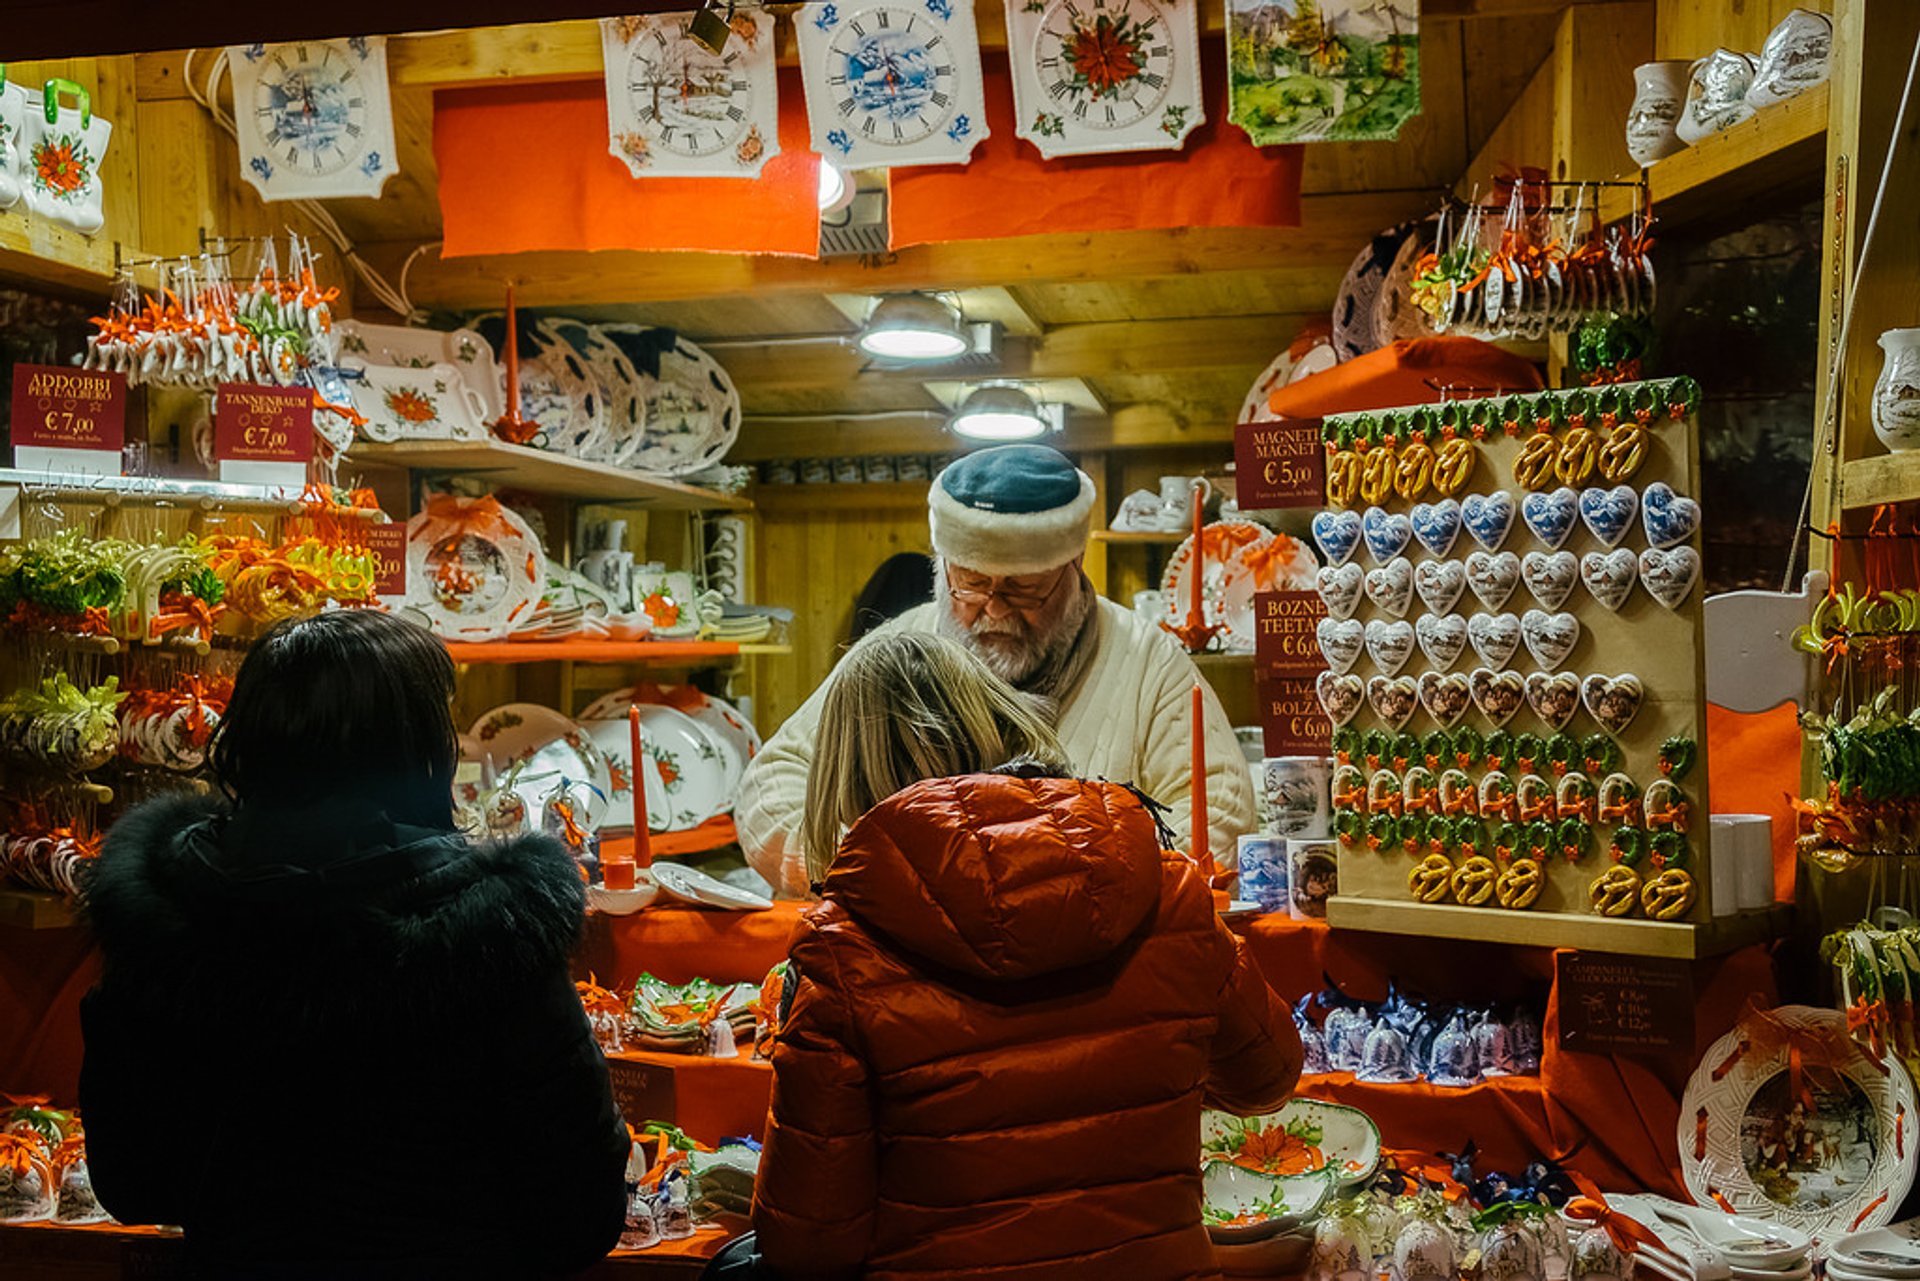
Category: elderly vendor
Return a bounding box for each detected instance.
[737,443,1255,897]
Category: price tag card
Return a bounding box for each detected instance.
[1256,671,1332,757]
[1255,590,1329,678]
[1234,417,1326,510]
[1555,951,1695,1056]
[10,363,126,475]
[364,523,408,597]
[215,383,313,489]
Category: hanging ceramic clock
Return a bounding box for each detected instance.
[227,36,399,201]
[1006,0,1203,157]
[795,0,990,168]
[600,10,781,178]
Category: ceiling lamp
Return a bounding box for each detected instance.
[857,294,969,361]
[817,160,850,214]
[950,384,1053,442]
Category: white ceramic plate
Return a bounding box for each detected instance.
[1201,1165,1332,1244]
[1162,522,1316,652]
[583,685,759,798]
[518,319,608,458]
[632,703,730,830]
[404,498,547,642]
[343,357,489,443]
[337,319,504,420]
[465,703,613,833]
[651,861,773,911]
[578,716,669,833]
[600,323,741,477]
[1679,1005,1918,1245]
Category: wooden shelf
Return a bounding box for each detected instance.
[1092,529,1187,545]
[748,480,929,512]
[0,888,80,930]
[347,440,751,510]
[1840,453,1920,510]
[445,640,787,664]
[1600,84,1830,228]
[1325,896,1793,960]
[0,209,118,297]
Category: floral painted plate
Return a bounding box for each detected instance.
[404,496,547,642]
[344,358,489,443]
[465,703,614,833]
[650,861,774,912]
[1679,1005,1918,1246]
[581,685,760,795]
[1202,1100,1382,1191]
[578,715,669,833]
[1201,1164,1332,1244]
[336,319,504,420]
[1162,522,1317,652]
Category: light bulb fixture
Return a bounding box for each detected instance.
[949,383,1053,442]
[856,293,970,361]
[688,0,736,55]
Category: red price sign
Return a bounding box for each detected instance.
[1256,672,1332,757]
[1234,416,1325,510]
[364,523,408,596]
[10,364,125,452]
[1255,590,1328,678]
[214,383,313,463]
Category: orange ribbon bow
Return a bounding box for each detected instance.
[1565,1194,1666,1256]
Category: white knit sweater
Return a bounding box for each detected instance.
[735,597,1257,897]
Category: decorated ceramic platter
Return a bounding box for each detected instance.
[634,703,731,829]
[600,323,741,477]
[1202,1100,1382,1190]
[650,860,774,912]
[336,319,504,420]
[583,685,760,795]
[519,319,609,459]
[404,499,547,642]
[465,703,614,833]
[343,358,490,443]
[578,716,671,833]
[1679,1005,1918,1244]
[1162,523,1319,652]
[1201,1164,1333,1244]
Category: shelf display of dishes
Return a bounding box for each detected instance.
[336,318,504,420]
[598,323,743,477]
[464,702,615,834]
[401,495,548,643]
[1161,522,1320,652]
[577,685,758,835]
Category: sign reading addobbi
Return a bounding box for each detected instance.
[10,365,126,453]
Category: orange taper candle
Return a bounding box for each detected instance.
[628,704,654,868]
[503,285,520,421]
[1189,481,1204,629]
[1191,682,1210,874]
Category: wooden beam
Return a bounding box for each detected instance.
[362,190,1432,311]
[726,404,1236,461]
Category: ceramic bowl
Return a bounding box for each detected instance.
[1832,1221,1920,1278]
[1202,1165,1333,1244]
[1202,1099,1382,1190]
[586,879,659,916]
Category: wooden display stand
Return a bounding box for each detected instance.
[1319,380,1720,956]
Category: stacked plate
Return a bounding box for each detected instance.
[1831,1223,1920,1281]
[577,686,762,834]
[626,973,758,1053]
[1607,1194,1813,1281]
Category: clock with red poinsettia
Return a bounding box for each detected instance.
[1005,0,1203,158]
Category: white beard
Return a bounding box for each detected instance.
[934,570,1094,688]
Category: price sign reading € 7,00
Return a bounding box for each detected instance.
[213,383,314,464]
[10,364,126,455]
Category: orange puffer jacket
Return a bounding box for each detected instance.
[752,773,1301,1281]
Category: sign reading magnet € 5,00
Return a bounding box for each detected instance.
[214,382,313,490]
[1233,416,1325,511]
[10,364,126,476]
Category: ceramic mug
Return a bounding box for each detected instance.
[1873,328,1920,452]
[1676,49,1757,145]
[1747,8,1833,108]
[1260,756,1332,840]
[1238,836,1289,913]
[1132,589,1167,620]
[1158,475,1210,531]
[761,459,797,485]
[799,458,832,485]
[863,455,897,483]
[1625,60,1691,166]
[1288,839,1338,921]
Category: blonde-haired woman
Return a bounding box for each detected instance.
[752,632,1300,1281]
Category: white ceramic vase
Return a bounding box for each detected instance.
[1748,8,1833,108]
[1676,49,1758,145]
[1873,328,1920,453]
[1625,61,1691,166]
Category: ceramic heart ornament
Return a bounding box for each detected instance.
[1524,672,1582,730]
[1520,487,1579,550]
[1581,549,1638,612]
[1317,618,1365,675]
[1365,619,1416,676]
[1312,510,1364,566]
[1581,674,1645,735]
[1521,609,1582,669]
[1410,499,1463,558]
[1362,506,1412,564]
[1461,492,1516,552]
[1317,671,1364,727]
[1469,668,1526,727]
[1416,613,1468,671]
[1316,563,1365,620]
[1521,551,1578,611]
[1465,551,1520,610]
[1578,485,1639,548]
[1364,557,1414,618]
[1638,546,1700,609]
[1366,675,1419,730]
[1467,611,1521,669]
[1641,482,1701,550]
[1418,671,1472,729]
[1414,559,1467,615]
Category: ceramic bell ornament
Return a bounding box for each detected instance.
[1873,329,1920,453]
[1507,1006,1544,1073]
[1394,1194,1459,1281]
[1625,61,1691,166]
[1533,1206,1573,1281]
[1359,1019,1418,1083]
[1427,1010,1482,1088]
[1324,1002,1373,1074]
[1295,998,1332,1075]
[1567,1217,1632,1281]
[1312,1198,1377,1281]
[1675,50,1758,145]
[1472,1006,1517,1077]
[1478,1203,1551,1281]
[1747,9,1833,108]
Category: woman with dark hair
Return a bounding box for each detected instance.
[79,610,629,1279]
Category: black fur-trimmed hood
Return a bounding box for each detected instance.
[85,792,587,1026]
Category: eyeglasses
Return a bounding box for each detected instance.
[945,565,1068,611]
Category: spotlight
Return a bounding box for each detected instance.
[856,294,969,361]
[950,384,1053,442]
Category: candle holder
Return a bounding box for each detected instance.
[490,283,539,446]
[1164,479,1224,652]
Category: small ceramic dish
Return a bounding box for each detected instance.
[1202,1165,1332,1244]
[1202,1099,1382,1190]
[586,879,659,916]
[1832,1223,1920,1279]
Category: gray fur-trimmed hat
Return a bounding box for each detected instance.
[928,445,1095,576]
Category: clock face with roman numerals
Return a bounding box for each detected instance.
[1005,0,1203,158]
[230,36,399,201]
[796,0,990,169]
[601,10,781,177]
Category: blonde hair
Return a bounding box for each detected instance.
[801,631,1068,885]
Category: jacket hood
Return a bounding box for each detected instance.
[84,792,586,1024]
[824,774,1164,981]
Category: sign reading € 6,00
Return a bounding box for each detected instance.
[1255,590,1327,677]
[214,383,314,464]
[1234,416,1325,510]
[10,364,126,453]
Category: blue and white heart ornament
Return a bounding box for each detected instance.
[1578,485,1638,548]
[1461,491,1516,552]
[1312,510,1363,566]
[1409,498,1462,558]
[1641,482,1701,550]
[1361,506,1412,564]
[1520,487,1578,550]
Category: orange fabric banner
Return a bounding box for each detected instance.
[1705,700,1802,903]
[1268,337,1547,418]
[888,49,1303,249]
[433,74,821,259]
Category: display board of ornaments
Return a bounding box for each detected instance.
[1310,378,1713,938]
